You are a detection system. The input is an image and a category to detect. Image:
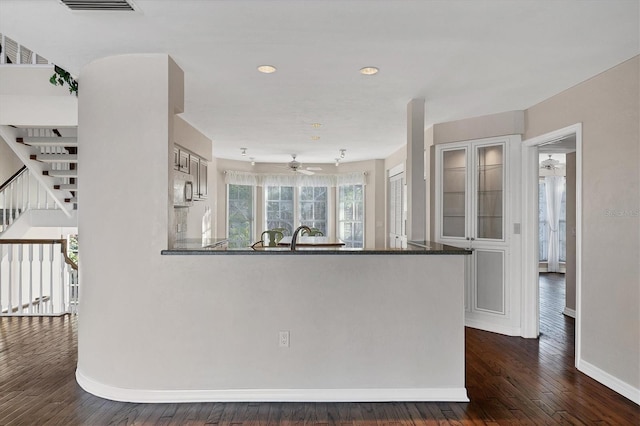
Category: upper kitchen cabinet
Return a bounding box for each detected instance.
[178,148,189,173]
[173,115,213,200]
[189,153,208,199]
[198,160,208,199]
[435,135,522,337]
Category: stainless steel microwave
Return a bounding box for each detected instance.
[173,171,194,207]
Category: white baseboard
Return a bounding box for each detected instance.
[577,359,640,405]
[562,307,576,318]
[464,319,522,337]
[76,369,469,403]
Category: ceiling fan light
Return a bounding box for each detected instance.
[540,155,559,169]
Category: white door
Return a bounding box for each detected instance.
[436,136,522,336]
[388,172,407,248]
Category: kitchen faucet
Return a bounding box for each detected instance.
[290,225,311,251]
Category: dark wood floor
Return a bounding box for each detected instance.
[1,273,638,425]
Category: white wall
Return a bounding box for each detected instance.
[0,67,77,127]
[525,56,640,401]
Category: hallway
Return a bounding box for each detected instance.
[0,275,638,424]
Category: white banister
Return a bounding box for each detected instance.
[0,240,78,316]
[0,33,49,66]
[0,167,60,235]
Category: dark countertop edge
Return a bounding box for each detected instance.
[161,248,471,256]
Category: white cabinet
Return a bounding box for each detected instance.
[178,149,189,173]
[197,160,208,199]
[174,145,209,201]
[173,147,180,171]
[188,153,208,200]
[435,135,521,336]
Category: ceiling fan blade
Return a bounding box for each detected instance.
[306,166,322,171]
[298,169,315,175]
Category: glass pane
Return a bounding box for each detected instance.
[442,149,466,238]
[281,186,294,200]
[337,184,364,247]
[476,145,503,240]
[300,186,313,200]
[227,184,253,248]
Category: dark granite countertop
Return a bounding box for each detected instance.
[162,239,470,255]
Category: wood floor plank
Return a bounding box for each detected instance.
[1,273,639,425]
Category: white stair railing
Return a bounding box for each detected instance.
[0,239,78,316]
[0,167,60,234]
[0,33,50,65]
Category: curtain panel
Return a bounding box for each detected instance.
[544,175,565,272]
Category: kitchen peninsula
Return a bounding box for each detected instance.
[137,241,471,402]
[77,54,471,405]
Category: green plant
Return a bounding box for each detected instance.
[50,65,78,96]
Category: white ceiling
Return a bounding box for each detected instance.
[0,0,638,164]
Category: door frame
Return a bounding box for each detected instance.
[521,123,582,365]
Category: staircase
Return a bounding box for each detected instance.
[0,126,78,217]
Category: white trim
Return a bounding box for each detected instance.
[388,162,405,178]
[465,320,521,337]
[76,369,469,403]
[576,360,640,405]
[562,307,576,318]
[521,123,582,357]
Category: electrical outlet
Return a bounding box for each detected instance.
[279,331,290,348]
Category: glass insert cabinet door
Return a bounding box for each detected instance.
[476,144,504,240]
[437,141,505,243]
[441,148,467,239]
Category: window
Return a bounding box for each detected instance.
[265,186,295,235]
[538,180,566,262]
[227,184,254,248]
[338,184,364,247]
[299,186,327,235]
[67,234,78,264]
[265,185,328,235]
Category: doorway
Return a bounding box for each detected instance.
[522,123,582,366]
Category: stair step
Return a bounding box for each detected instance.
[30,154,78,163]
[54,184,78,191]
[43,169,78,178]
[18,137,78,147]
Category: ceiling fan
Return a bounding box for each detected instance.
[284,155,322,175]
[540,154,561,170]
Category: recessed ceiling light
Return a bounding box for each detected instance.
[257,65,277,74]
[359,66,379,75]
[310,136,320,141]
[311,123,322,128]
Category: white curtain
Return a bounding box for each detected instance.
[224,170,259,186]
[225,171,366,187]
[544,176,565,272]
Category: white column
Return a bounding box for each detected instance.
[406,98,426,241]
